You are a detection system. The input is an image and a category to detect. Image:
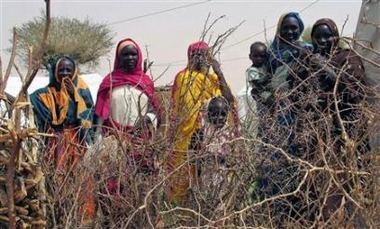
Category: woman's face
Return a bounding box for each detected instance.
[58,58,75,80]
[119,45,138,72]
[190,49,209,71]
[312,24,335,56]
[280,16,300,43]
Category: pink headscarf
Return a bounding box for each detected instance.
[187,41,210,61]
[95,38,161,125]
[172,40,211,100]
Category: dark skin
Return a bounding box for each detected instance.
[57,58,76,100]
[247,43,274,107]
[189,49,234,108]
[279,16,300,46]
[189,98,229,154]
[249,44,267,68]
[312,24,336,57]
[189,49,209,72]
[207,99,229,129]
[117,44,154,130]
[309,24,337,79]
[212,60,234,108]
[119,45,138,73]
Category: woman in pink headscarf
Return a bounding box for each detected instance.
[167,41,237,205]
[94,38,161,222]
[95,38,161,135]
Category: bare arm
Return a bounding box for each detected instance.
[211,59,234,107]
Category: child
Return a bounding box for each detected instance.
[247,42,273,108]
[202,97,233,161]
[196,97,235,206]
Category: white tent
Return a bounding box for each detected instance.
[236,85,257,132]
[354,0,380,150]
[4,73,104,102]
[354,0,380,88]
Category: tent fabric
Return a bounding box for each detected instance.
[354,0,380,88]
[236,86,257,131]
[354,0,380,150]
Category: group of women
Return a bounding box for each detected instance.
[250,12,370,224]
[28,11,371,226]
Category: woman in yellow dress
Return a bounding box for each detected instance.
[167,41,237,205]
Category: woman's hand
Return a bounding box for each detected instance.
[211,59,223,76]
[64,78,76,100]
[135,115,152,128]
[211,58,234,107]
[134,115,154,137]
[309,53,327,68]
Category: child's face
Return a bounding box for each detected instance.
[249,45,267,67]
[207,102,228,128]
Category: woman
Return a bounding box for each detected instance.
[267,12,313,94]
[167,41,237,205]
[258,11,312,183]
[254,12,314,225]
[263,12,313,154]
[31,55,94,170]
[95,38,161,136]
[94,38,162,224]
[95,38,161,167]
[309,18,369,222]
[30,55,96,225]
[284,18,370,225]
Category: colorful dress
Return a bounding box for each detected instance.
[167,41,237,205]
[94,38,162,222]
[30,55,96,223]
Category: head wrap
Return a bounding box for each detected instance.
[311,18,340,48]
[95,38,161,125]
[271,12,305,50]
[187,41,210,61]
[117,40,137,56]
[31,55,93,128]
[48,55,78,89]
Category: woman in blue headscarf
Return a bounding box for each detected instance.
[268,12,312,84]
[30,55,94,171]
[30,55,96,224]
[255,12,314,224]
[264,12,313,147]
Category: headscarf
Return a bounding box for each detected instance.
[185,41,211,71]
[271,12,305,51]
[187,41,210,61]
[268,12,312,73]
[311,18,340,49]
[30,55,93,128]
[47,56,77,87]
[95,38,161,123]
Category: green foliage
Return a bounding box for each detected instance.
[14,14,114,69]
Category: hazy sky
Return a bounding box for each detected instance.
[1,0,363,94]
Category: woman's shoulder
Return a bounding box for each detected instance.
[299,41,313,49]
[29,87,51,106]
[30,87,49,97]
[333,48,363,65]
[335,48,359,57]
[76,76,90,90]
